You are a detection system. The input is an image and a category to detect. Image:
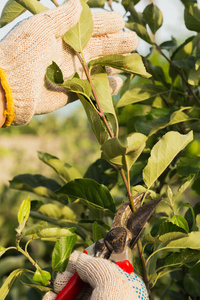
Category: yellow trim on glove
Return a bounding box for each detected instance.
[0,67,15,127]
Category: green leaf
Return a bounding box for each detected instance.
[15,0,48,14]
[167,231,200,249]
[159,232,188,243]
[184,3,200,32]
[0,0,26,28]
[79,95,108,145]
[91,71,118,135]
[125,133,147,171]
[165,249,200,268]
[143,232,160,244]
[21,274,52,292]
[0,269,28,300]
[24,222,47,236]
[170,215,189,233]
[101,133,147,171]
[62,78,92,100]
[57,178,116,213]
[143,131,193,189]
[38,203,76,221]
[84,158,118,190]
[0,247,7,258]
[160,37,177,51]
[143,4,163,34]
[180,0,197,8]
[158,221,188,243]
[184,274,200,297]
[89,53,151,78]
[46,63,92,100]
[18,197,30,226]
[127,3,146,25]
[101,138,126,168]
[147,60,168,85]
[184,203,198,231]
[148,107,192,137]
[188,58,200,85]
[172,35,200,60]
[177,157,200,177]
[91,72,116,115]
[38,152,82,183]
[173,56,195,70]
[32,269,51,286]
[10,174,60,200]
[17,197,31,233]
[126,22,152,44]
[192,178,200,197]
[87,0,105,7]
[116,84,168,107]
[45,61,64,84]
[62,0,93,52]
[30,211,87,240]
[147,232,200,267]
[130,161,146,186]
[174,175,195,201]
[38,228,74,240]
[135,108,171,136]
[52,235,77,272]
[92,221,102,242]
[122,0,141,9]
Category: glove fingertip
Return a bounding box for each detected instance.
[54,271,74,294]
[67,251,83,273]
[93,12,125,36]
[42,291,57,300]
[108,76,123,95]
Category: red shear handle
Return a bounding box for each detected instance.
[115,260,134,274]
[56,258,134,300]
[55,272,86,300]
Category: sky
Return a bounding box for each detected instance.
[0,0,199,117]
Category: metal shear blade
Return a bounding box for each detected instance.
[88,193,162,263]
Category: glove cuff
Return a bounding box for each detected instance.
[0,67,15,127]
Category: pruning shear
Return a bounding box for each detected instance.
[56,193,162,300]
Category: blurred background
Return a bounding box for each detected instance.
[0,0,198,186]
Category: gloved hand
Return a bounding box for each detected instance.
[43,251,149,300]
[0,0,138,127]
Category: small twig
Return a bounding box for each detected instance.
[25,238,34,254]
[108,0,114,11]
[137,239,152,299]
[16,239,41,270]
[119,168,136,212]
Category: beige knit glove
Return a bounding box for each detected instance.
[43,251,149,300]
[0,0,138,127]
